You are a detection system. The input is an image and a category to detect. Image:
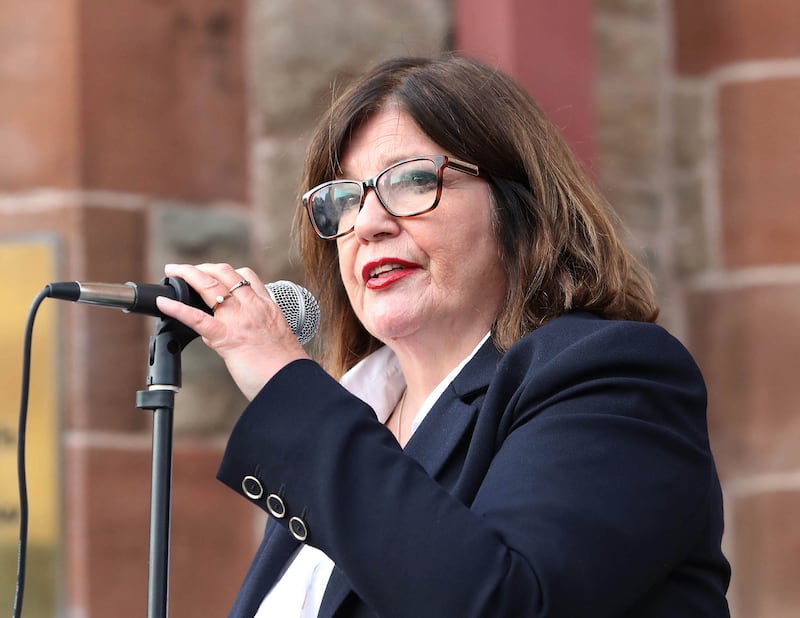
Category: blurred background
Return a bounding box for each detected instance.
[1,0,798,616]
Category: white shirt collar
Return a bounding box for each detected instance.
[339,345,404,424]
[339,332,491,437]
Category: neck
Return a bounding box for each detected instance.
[390,329,488,409]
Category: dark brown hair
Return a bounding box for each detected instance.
[296,54,658,377]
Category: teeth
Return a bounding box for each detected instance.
[370,264,403,278]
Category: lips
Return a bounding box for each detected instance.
[362,258,419,289]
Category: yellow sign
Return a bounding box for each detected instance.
[0,241,58,614]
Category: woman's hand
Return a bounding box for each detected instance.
[155,263,311,401]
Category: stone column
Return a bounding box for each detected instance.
[246,0,451,283]
[455,0,595,169]
[673,1,800,616]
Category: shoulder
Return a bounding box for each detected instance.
[519,311,689,352]
[507,312,702,382]
[487,312,708,434]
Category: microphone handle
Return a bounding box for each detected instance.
[46,279,209,318]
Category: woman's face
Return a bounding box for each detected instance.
[336,106,507,354]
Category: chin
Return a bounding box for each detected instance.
[363,315,420,345]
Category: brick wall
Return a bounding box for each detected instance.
[674,1,800,615]
[598,1,800,616]
[1,1,256,616]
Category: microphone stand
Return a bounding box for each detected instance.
[135,279,202,618]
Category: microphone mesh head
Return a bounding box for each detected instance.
[266,281,320,345]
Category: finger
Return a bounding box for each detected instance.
[195,263,247,293]
[156,295,217,335]
[234,267,268,299]
[196,264,262,306]
[165,263,237,309]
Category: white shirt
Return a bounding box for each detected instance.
[255,334,490,617]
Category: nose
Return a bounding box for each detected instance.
[352,188,400,241]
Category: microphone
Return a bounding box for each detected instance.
[45,278,320,345]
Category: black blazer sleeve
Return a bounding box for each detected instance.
[217,313,730,617]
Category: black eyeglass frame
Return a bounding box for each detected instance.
[302,154,480,239]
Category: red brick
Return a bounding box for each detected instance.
[0,0,81,189]
[64,440,255,617]
[455,0,595,168]
[71,206,151,431]
[170,442,256,616]
[728,490,800,618]
[78,0,247,201]
[687,283,800,479]
[719,79,800,268]
[86,449,149,617]
[674,0,800,75]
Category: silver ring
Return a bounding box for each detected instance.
[227,279,251,295]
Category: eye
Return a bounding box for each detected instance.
[385,162,438,194]
[332,192,361,211]
[328,184,362,212]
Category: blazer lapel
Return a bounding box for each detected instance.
[317,339,502,617]
[405,338,501,476]
[402,388,480,477]
[411,339,501,465]
[316,392,482,618]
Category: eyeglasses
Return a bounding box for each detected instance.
[302,155,480,239]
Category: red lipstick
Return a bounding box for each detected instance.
[362,258,419,290]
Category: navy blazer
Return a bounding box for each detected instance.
[217,312,731,617]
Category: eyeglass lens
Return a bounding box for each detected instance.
[307,158,440,238]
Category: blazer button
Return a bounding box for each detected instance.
[266,493,286,519]
[289,516,308,542]
[241,475,264,500]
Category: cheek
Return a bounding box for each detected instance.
[336,239,353,279]
[336,241,360,300]
[438,212,497,263]
[435,219,503,294]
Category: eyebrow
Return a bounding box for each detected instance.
[337,153,422,180]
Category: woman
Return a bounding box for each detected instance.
[157,54,730,617]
